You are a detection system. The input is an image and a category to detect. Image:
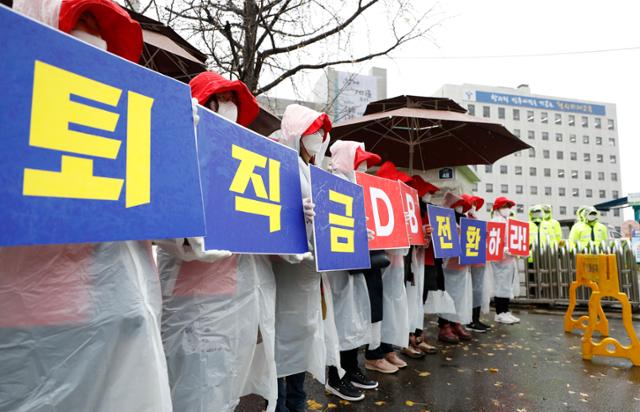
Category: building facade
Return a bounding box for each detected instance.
[434,84,623,232]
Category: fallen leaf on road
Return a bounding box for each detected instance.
[327,403,337,409]
[374,401,386,406]
[307,400,323,410]
[406,400,415,406]
[338,400,350,405]
[488,368,499,373]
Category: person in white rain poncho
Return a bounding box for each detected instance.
[362,162,413,373]
[1,2,172,412]
[490,197,521,325]
[269,104,340,412]
[156,71,279,412]
[324,140,382,402]
[462,194,492,333]
[437,192,474,344]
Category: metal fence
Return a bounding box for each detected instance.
[514,239,640,308]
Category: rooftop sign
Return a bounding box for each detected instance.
[471,90,606,116]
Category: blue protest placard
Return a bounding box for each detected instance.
[426,204,461,258]
[459,218,487,265]
[310,166,370,272]
[0,7,205,246]
[197,106,308,254]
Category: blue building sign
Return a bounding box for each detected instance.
[474,91,606,116]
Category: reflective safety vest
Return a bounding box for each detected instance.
[546,218,562,243]
[569,221,608,250]
[529,220,557,247]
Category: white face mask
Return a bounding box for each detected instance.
[532,211,543,219]
[587,214,597,222]
[455,206,463,213]
[498,208,511,218]
[471,206,477,212]
[355,161,367,172]
[421,193,432,203]
[217,100,238,122]
[71,29,107,50]
[301,131,324,158]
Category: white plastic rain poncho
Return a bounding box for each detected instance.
[466,206,491,314]
[406,246,426,331]
[270,104,339,383]
[0,242,172,412]
[157,242,277,412]
[1,3,171,412]
[440,256,473,325]
[490,213,520,299]
[380,249,411,347]
[325,141,372,351]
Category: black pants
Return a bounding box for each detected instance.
[495,297,510,314]
[437,317,450,327]
[276,373,306,412]
[327,348,359,384]
[364,342,393,360]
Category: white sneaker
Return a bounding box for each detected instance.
[506,312,520,323]
[494,313,516,324]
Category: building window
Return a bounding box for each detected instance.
[485,165,492,173]
[597,154,603,163]
[557,151,564,160]
[599,190,606,198]
[560,206,567,215]
[541,112,548,123]
[544,168,551,177]
[586,189,593,198]
[614,209,620,217]
[513,109,520,121]
[529,167,537,176]
[573,206,579,215]
[529,148,536,158]
[554,113,562,125]
[558,169,565,178]
[608,119,615,130]
[613,190,619,198]
[571,170,578,179]
[498,107,505,119]
[598,171,604,181]
[542,132,549,141]
[610,155,617,164]
[556,133,563,142]
[514,151,521,157]
[530,186,538,195]
[501,184,508,194]
[472,183,478,192]
[611,172,618,181]
[570,152,577,161]
[572,188,579,197]
[570,134,577,143]
[595,118,602,129]
[515,166,522,175]
[516,185,523,194]
[595,136,602,145]
[583,135,589,144]
[486,202,493,212]
[517,204,525,214]
[467,104,475,116]
[500,165,508,174]
[486,183,493,193]
[513,129,521,138]
[543,150,550,159]
[585,171,592,180]
[568,115,575,126]
[582,116,589,128]
[483,106,490,118]
[609,137,616,147]
[528,130,535,140]
[559,187,566,196]
[544,186,552,196]
[527,110,534,122]
[583,153,591,162]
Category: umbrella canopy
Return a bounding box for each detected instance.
[331,95,532,172]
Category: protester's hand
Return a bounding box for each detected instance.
[303,197,315,223]
[191,98,200,127]
[187,237,232,262]
[424,224,433,235]
[367,228,375,241]
[289,252,314,263]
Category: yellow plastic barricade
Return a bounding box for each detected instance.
[564,254,609,336]
[580,254,640,366]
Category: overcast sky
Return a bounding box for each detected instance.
[373,0,639,219]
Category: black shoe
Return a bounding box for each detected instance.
[466,322,488,333]
[478,321,492,330]
[325,379,365,401]
[349,369,379,390]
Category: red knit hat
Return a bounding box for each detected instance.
[354,147,381,170]
[58,0,143,63]
[410,175,440,197]
[189,71,260,127]
[375,161,412,183]
[492,196,516,210]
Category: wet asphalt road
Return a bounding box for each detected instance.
[237,308,640,412]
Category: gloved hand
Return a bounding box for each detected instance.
[367,228,375,240]
[187,237,232,263]
[303,197,315,223]
[287,252,314,263]
[191,97,200,127]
